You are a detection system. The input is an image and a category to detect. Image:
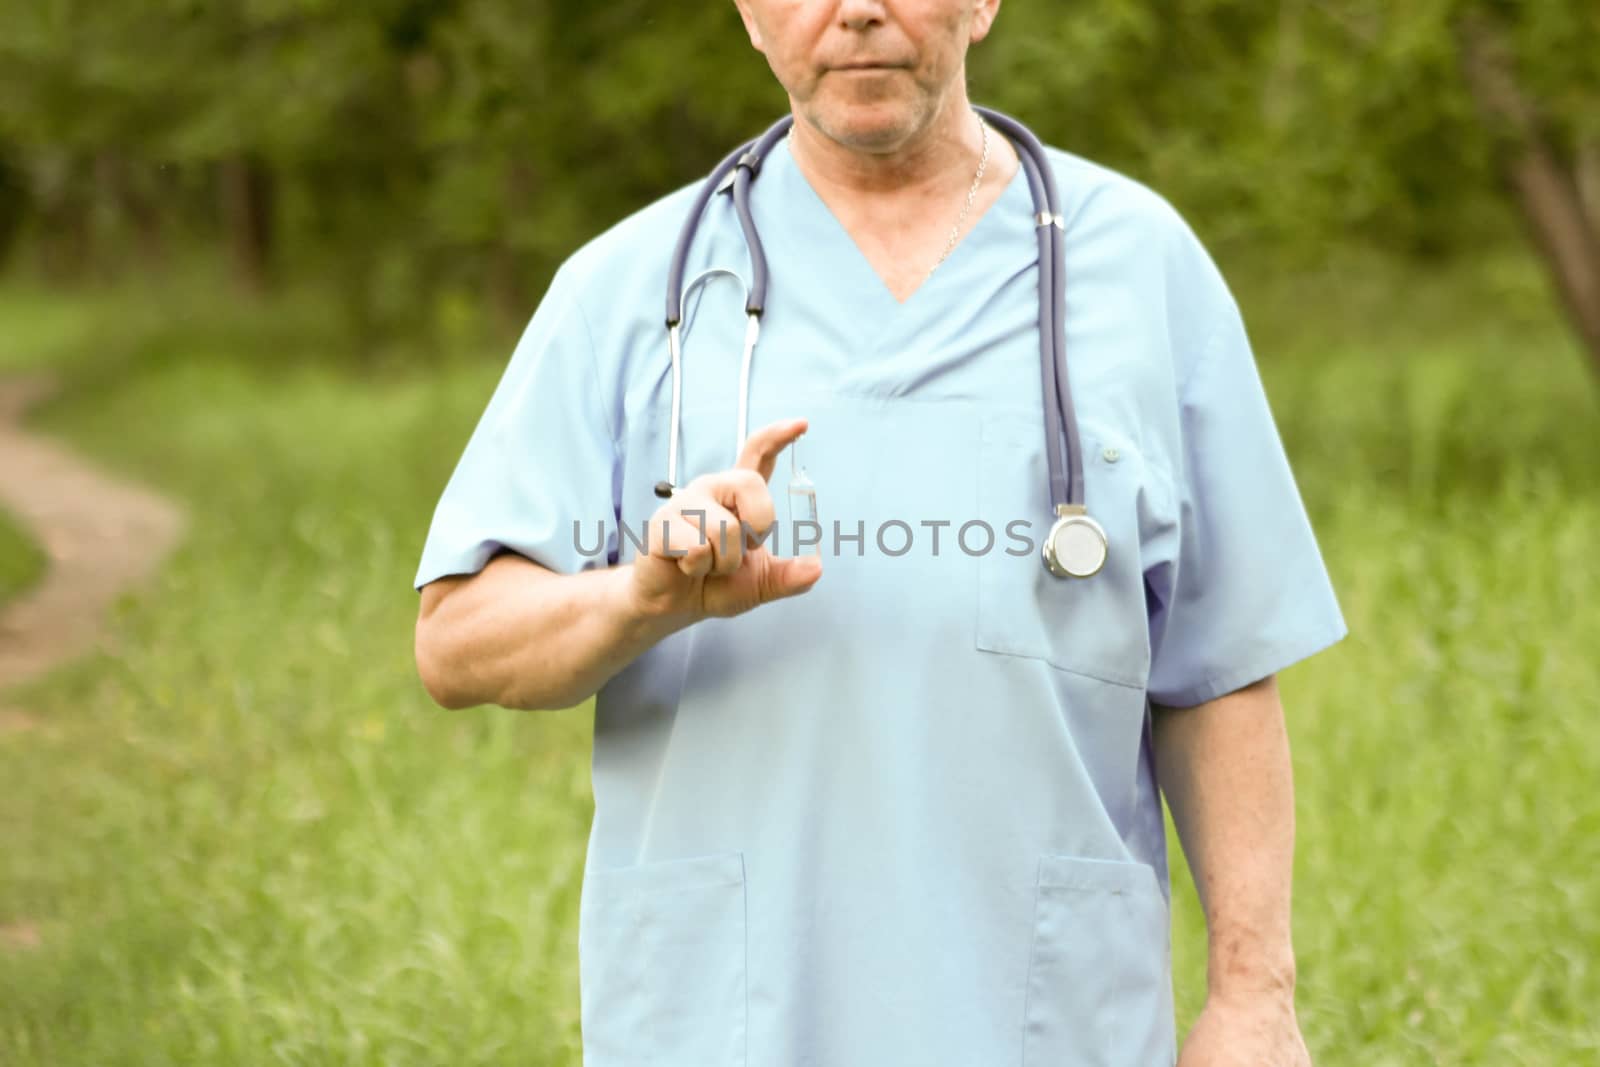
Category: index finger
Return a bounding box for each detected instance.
[735,418,809,482]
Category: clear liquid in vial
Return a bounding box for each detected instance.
[787,442,820,556]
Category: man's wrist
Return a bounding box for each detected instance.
[1205,924,1298,1002]
[610,562,695,642]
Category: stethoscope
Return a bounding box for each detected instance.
[652,106,1107,580]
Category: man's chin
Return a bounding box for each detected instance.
[808,101,927,153]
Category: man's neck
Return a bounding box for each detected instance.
[780,87,1022,304]
[786,89,992,201]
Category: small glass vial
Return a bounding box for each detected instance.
[787,439,820,556]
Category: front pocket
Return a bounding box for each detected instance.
[974,413,1154,689]
[579,851,748,1067]
[1021,854,1175,1067]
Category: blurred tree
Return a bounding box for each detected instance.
[1310,0,1600,379]
[975,0,1599,380]
[422,0,778,322]
[0,0,1595,377]
[0,140,27,269]
[1455,6,1600,378]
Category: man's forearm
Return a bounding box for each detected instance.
[1152,675,1299,999]
[415,552,690,711]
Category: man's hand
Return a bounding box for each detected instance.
[630,417,822,621]
[1178,992,1311,1066]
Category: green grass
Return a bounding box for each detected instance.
[0,507,45,605]
[1,248,1598,1063]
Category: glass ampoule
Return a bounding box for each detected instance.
[786,438,820,556]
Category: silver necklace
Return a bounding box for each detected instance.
[785,112,991,280]
[929,113,989,279]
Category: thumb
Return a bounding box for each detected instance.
[760,552,823,602]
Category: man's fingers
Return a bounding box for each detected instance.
[760,553,823,602]
[735,418,808,483]
[660,512,714,578]
[697,468,776,546]
[665,501,744,577]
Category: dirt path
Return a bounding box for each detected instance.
[0,374,186,722]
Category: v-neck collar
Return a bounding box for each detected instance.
[768,136,1035,322]
[758,137,1036,358]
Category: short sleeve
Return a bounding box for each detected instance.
[413,262,620,591]
[1144,246,1348,707]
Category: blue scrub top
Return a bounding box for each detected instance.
[415,135,1347,1067]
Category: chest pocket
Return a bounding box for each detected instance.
[974,411,1154,689]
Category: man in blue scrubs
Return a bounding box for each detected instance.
[413,1,1347,1064]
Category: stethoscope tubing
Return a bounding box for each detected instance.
[972,106,1082,510]
[662,106,1084,516]
[976,108,1068,510]
[730,117,795,318]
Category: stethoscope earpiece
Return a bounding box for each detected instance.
[652,481,675,500]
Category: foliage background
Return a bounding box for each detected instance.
[1,1,1596,346]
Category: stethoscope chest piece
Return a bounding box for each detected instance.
[1042,506,1108,579]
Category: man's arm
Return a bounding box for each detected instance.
[416,554,689,712]
[414,418,821,713]
[1152,674,1312,1065]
